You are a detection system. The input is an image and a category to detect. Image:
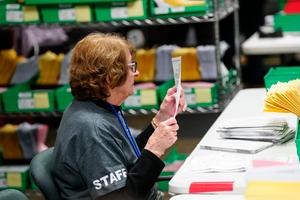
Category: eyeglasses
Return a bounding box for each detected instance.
[128,61,138,73]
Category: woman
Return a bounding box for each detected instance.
[53,33,186,200]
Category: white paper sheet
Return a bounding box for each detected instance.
[190,151,253,173]
[172,57,181,117]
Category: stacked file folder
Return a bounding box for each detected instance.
[264,79,300,117]
[216,117,295,143]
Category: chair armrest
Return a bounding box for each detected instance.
[157,175,173,182]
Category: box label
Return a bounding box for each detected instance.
[18,99,35,109]
[6,10,23,22]
[75,5,90,22]
[23,6,39,22]
[128,0,144,17]
[0,172,6,188]
[7,172,21,187]
[141,90,156,105]
[6,4,20,10]
[0,179,6,188]
[195,88,212,103]
[185,93,196,105]
[111,7,128,19]
[154,7,169,14]
[34,93,49,109]
[170,6,185,13]
[59,8,75,21]
[124,95,140,107]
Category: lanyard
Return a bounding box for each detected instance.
[110,105,141,157]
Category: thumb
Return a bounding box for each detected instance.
[163,117,177,125]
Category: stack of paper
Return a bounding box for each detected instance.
[190,151,252,173]
[264,79,300,116]
[245,165,300,200]
[216,117,295,143]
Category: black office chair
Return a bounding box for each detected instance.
[30,147,61,200]
[0,189,29,200]
[30,147,171,200]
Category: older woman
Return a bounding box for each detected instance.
[53,33,186,200]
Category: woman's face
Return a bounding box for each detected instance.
[112,51,139,103]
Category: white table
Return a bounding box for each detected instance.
[242,32,300,55]
[170,194,245,200]
[169,88,299,195]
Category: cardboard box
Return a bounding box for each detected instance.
[2,82,55,113]
[55,84,73,111]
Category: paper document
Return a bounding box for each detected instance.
[172,57,181,117]
[216,117,295,143]
[218,117,288,129]
[200,139,274,154]
[190,151,252,172]
[246,164,300,181]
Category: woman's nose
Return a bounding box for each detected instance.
[133,70,139,76]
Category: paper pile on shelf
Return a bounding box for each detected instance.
[245,164,300,200]
[217,117,295,143]
[264,79,300,116]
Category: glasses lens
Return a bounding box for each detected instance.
[128,61,137,72]
[133,61,137,72]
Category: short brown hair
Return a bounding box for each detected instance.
[69,33,134,100]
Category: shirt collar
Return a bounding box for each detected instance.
[92,99,122,113]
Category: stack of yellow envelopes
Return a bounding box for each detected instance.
[37,51,64,85]
[172,48,201,81]
[264,79,300,116]
[246,181,300,200]
[163,0,206,6]
[245,165,300,200]
[0,49,26,85]
[0,124,23,159]
[135,49,156,82]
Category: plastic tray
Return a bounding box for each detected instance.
[2,82,55,113]
[264,66,300,90]
[94,0,147,22]
[55,84,73,111]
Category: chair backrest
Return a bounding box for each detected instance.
[30,147,62,200]
[0,189,29,200]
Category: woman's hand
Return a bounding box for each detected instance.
[145,117,179,158]
[154,86,187,125]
